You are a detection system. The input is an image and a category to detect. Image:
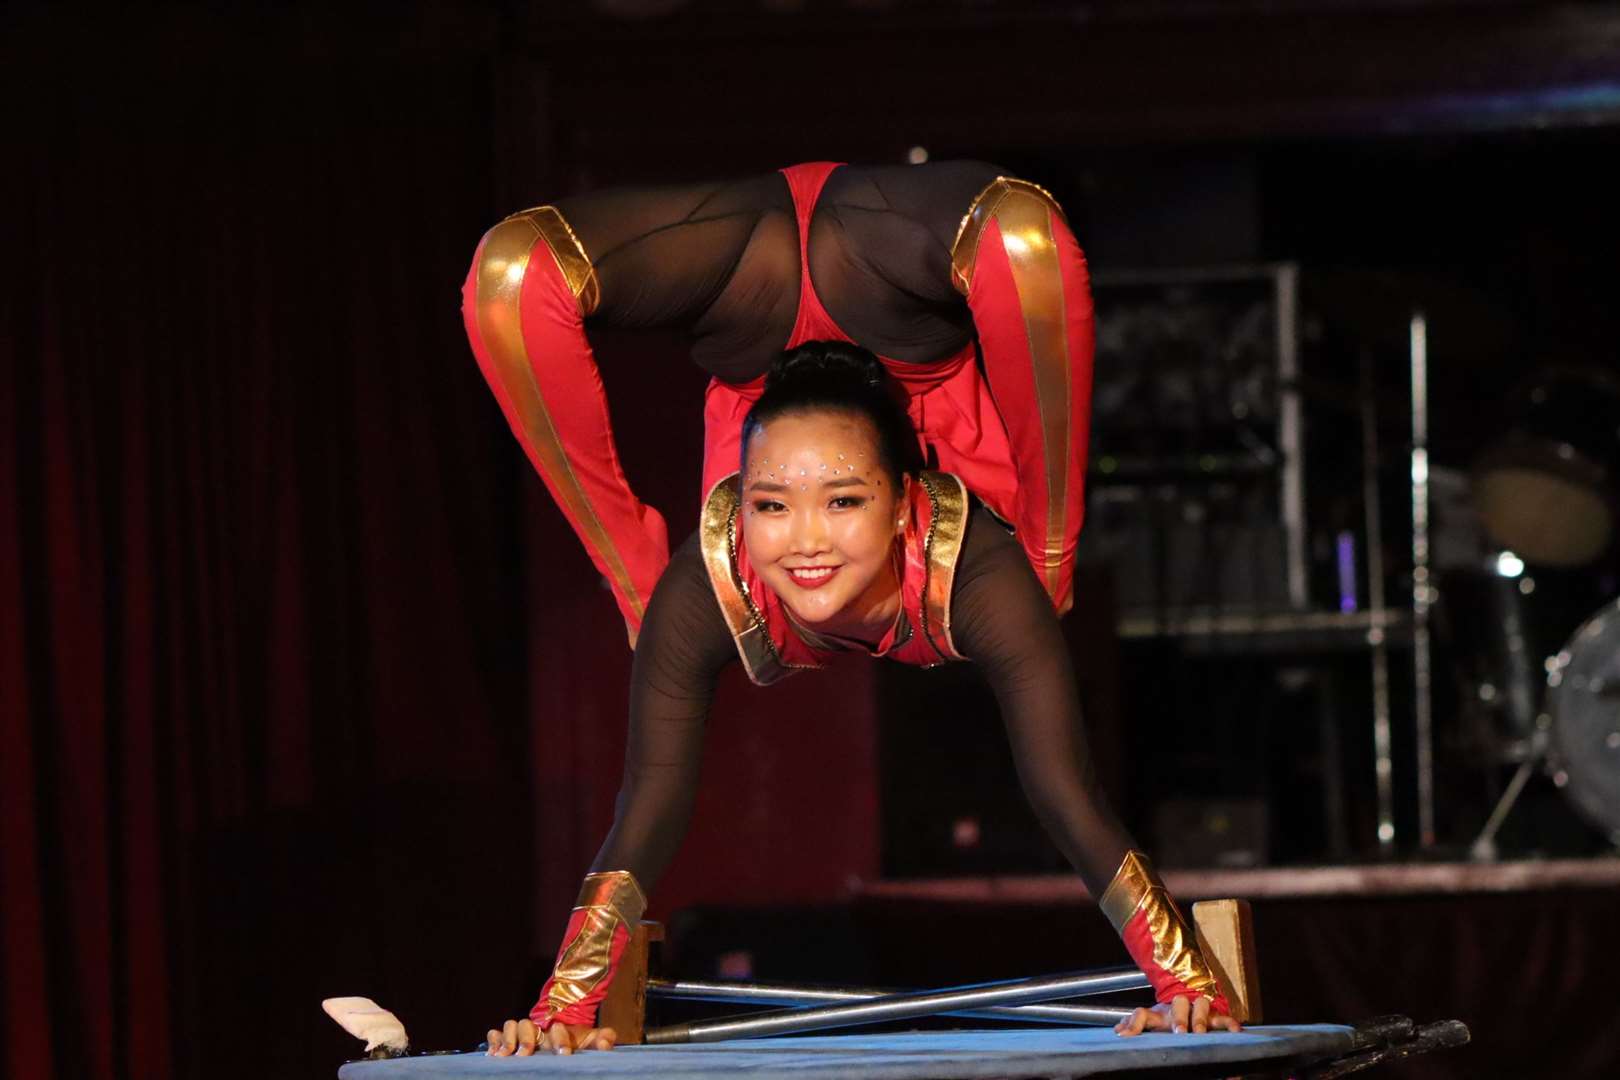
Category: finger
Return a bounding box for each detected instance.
[516,1018,537,1056]
[552,1025,575,1056]
[503,1018,519,1054]
[590,1027,618,1051]
[1171,994,1191,1034]
[485,1028,501,1056]
[1192,995,1211,1034]
[1114,1006,1151,1037]
[1211,1014,1243,1032]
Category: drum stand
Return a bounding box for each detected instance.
[1467,724,1551,861]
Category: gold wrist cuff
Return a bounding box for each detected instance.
[545,871,648,1014]
[1099,851,1221,1000]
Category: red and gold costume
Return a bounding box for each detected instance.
[463,162,1094,645]
[467,165,1223,1024]
[530,475,1230,1028]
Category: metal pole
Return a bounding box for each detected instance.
[1410,313,1436,848]
[1468,732,1546,861]
[643,968,1150,1044]
[649,976,1134,1027]
[1361,353,1396,854]
[1278,263,1308,609]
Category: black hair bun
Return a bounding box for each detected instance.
[742,340,924,480]
[763,340,889,398]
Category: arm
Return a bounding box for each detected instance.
[950,508,1231,1021]
[461,179,776,645]
[528,533,737,1033]
[950,506,1129,891]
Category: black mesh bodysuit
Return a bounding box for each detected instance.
[554,162,1002,380]
[588,502,1135,901]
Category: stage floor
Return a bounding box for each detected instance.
[855,855,1620,903]
[338,1025,1355,1079]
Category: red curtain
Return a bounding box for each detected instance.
[2,43,883,1080]
[1,54,547,1079]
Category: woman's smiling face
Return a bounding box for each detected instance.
[740,410,909,635]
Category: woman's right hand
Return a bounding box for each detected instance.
[485,1017,617,1056]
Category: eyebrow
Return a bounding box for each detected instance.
[746,474,871,493]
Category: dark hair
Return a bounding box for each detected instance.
[740,341,924,484]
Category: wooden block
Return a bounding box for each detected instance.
[598,921,665,1045]
[1191,899,1262,1024]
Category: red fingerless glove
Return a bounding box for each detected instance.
[1100,851,1232,1016]
[528,871,647,1031]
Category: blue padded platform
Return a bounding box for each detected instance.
[338,1025,1356,1079]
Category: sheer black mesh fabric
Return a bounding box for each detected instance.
[553,160,1005,382]
[590,505,1134,900]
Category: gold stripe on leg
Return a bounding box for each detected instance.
[950,180,1073,601]
[473,209,643,622]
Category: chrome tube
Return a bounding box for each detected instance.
[1361,351,1396,854]
[1410,312,1436,849]
[643,968,1148,1044]
[648,975,1137,1027]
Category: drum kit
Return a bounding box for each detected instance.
[1446,367,1620,856]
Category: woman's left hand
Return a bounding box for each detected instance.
[1113,994,1242,1037]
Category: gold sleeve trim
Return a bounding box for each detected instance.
[917,471,969,661]
[697,474,810,686]
[507,204,601,316]
[1100,851,1222,1000]
[947,177,1074,603]
[545,871,648,1014]
[472,212,642,622]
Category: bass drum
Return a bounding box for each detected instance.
[1473,367,1620,567]
[1545,596,1620,844]
[1436,567,1543,748]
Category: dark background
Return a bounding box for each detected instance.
[5,2,1619,1078]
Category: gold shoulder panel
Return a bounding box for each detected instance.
[499,204,601,316]
[948,177,1066,297]
[699,475,755,645]
[698,474,803,686]
[918,471,969,661]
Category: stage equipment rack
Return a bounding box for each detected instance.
[1085,265,1433,855]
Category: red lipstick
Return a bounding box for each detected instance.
[786,565,841,590]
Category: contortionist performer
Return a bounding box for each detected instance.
[462,160,1095,646]
[481,343,1241,1056]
